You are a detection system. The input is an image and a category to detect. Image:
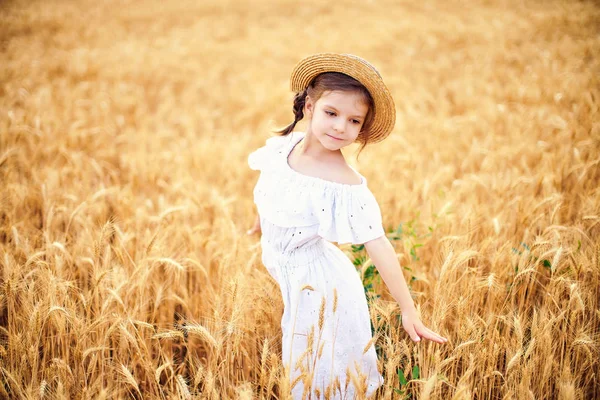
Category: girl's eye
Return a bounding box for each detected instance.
[325,110,335,116]
[351,119,361,124]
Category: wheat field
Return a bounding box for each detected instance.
[1,0,599,398]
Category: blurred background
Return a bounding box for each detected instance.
[1,0,599,398]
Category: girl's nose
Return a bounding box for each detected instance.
[333,119,345,132]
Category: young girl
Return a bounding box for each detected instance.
[247,53,448,399]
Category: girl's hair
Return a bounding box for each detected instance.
[277,72,375,154]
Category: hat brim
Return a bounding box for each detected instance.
[290,53,396,144]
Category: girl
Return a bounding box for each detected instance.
[247,53,448,399]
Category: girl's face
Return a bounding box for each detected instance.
[305,90,369,151]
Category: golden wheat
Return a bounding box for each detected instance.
[1,0,599,398]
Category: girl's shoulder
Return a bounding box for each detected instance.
[298,161,363,186]
[327,163,363,186]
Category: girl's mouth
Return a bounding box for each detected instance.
[326,134,343,141]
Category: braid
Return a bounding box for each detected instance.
[292,90,306,122]
[277,89,308,136]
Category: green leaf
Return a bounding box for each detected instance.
[364,265,376,280]
[412,365,420,380]
[397,368,408,386]
[542,259,552,269]
[396,223,404,236]
[351,244,365,252]
[410,248,420,261]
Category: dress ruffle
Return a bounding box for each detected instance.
[247,134,295,171]
[315,183,385,245]
[249,132,385,245]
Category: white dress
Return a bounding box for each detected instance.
[248,131,385,399]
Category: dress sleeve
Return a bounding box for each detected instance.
[248,134,293,171]
[316,185,386,245]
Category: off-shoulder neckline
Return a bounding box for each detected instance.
[284,132,367,189]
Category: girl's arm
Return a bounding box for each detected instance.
[364,236,448,344]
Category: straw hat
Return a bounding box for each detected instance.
[290,53,396,144]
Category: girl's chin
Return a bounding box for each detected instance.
[327,144,346,152]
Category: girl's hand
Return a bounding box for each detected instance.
[401,309,448,344]
[246,214,261,235]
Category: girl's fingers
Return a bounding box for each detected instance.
[405,325,421,342]
[422,327,444,340]
[428,328,448,342]
[417,325,448,343]
[404,317,448,344]
[419,330,439,342]
[430,333,447,343]
[429,333,446,343]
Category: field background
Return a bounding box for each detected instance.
[1,0,599,398]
